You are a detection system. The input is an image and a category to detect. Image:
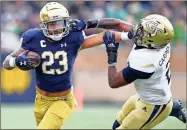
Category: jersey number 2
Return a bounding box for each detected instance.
[42,51,68,75]
[165,60,171,84]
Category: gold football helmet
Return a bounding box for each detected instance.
[132,14,174,49]
[40,2,70,41]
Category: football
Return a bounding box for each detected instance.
[26,51,41,67]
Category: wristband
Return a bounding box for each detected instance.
[9,56,16,67]
[120,32,130,41]
[108,63,117,67]
[108,51,117,65]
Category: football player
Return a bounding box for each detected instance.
[71,17,187,126]
[2,2,123,129]
[102,14,183,129]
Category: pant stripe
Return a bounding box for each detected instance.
[148,104,167,125]
[140,105,161,129]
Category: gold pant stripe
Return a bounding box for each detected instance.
[140,105,161,129]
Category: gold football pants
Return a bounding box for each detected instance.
[116,94,172,129]
[34,91,76,129]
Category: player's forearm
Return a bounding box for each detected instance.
[87,18,134,32]
[108,66,129,88]
[81,32,104,50]
[81,31,122,50]
[112,31,122,42]
[108,66,121,88]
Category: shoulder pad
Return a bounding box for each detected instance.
[129,58,156,73]
[21,28,41,44]
[77,31,86,42]
[69,31,86,45]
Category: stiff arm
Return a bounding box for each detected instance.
[89,18,134,32]
[80,18,134,50]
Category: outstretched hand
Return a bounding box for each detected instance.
[103,31,119,66]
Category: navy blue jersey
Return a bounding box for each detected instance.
[21,28,85,92]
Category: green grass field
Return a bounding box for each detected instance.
[1,104,186,129]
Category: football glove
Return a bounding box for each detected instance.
[103,31,119,66]
[69,19,98,31]
[69,19,87,31]
[15,50,39,70]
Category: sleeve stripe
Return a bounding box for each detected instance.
[142,64,154,68]
[82,31,86,39]
[122,66,154,83]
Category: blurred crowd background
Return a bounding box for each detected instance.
[1,1,186,129]
[1,1,186,53]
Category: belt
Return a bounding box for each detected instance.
[36,86,71,97]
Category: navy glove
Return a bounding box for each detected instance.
[69,19,87,31]
[103,31,119,66]
[69,19,98,31]
[15,50,39,70]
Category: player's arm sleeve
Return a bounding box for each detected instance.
[77,31,86,51]
[79,31,86,45]
[21,29,35,50]
[122,59,156,83]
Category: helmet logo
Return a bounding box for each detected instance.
[42,13,49,21]
[146,21,163,34]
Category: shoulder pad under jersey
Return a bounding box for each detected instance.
[128,57,156,73]
[21,28,41,49]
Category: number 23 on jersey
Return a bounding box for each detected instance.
[41,51,68,75]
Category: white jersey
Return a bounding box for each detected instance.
[127,44,172,105]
